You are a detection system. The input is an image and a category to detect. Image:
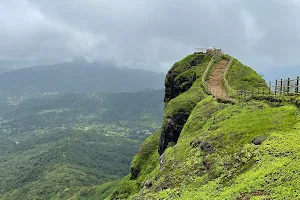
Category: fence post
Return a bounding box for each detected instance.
[287,78,290,94]
[280,79,283,95]
[275,79,278,95]
[296,77,299,94]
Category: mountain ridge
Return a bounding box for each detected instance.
[0,67,11,74]
[0,62,165,94]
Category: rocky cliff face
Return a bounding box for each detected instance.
[159,53,208,155]
[158,109,190,155]
[164,53,204,104]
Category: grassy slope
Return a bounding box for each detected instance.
[226,57,268,91]
[164,54,210,118]
[107,54,300,199]
[62,181,119,200]
[143,98,299,199]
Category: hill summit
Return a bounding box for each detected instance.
[104,50,300,199]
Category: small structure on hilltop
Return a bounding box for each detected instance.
[194,48,207,54]
[195,47,223,55]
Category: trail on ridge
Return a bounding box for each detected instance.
[208,60,229,99]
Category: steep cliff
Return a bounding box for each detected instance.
[107,52,300,200]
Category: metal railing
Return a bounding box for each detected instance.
[269,77,300,95]
[222,57,270,100]
[195,48,207,53]
[202,57,214,94]
[195,48,224,54]
[223,57,299,100]
[222,57,234,97]
[201,50,299,102]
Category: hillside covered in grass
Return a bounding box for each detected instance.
[106,52,300,199]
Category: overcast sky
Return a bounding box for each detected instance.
[0,0,300,81]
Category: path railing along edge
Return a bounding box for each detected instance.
[202,52,299,102]
[222,57,235,97]
[222,57,263,100]
[201,51,222,97]
[223,57,299,100]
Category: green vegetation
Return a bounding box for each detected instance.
[108,53,300,199]
[253,94,300,107]
[0,90,164,200]
[164,53,209,103]
[2,51,298,199]
[159,53,212,154]
[226,58,268,91]
[69,181,119,200]
[109,131,161,199]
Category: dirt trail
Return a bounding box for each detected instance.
[208,60,229,99]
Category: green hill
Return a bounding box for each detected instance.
[105,52,300,199]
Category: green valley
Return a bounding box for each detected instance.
[0,90,164,200]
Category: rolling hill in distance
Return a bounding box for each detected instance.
[0,61,165,95]
[0,67,11,74]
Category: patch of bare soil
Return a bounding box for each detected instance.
[208,60,229,99]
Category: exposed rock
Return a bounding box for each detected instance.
[164,72,181,104]
[180,79,195,93]
[167,142,176,148]
[189,55,205,66]
[155,177,172,191]
[252,136,267,145]
[159,55,207,154]
[237,190,268,200]
[257,104,264,109]
[164,54,204,104]
[158,110,190,155]
[190,139,202,148]
[200,142,215,154]
[130,166,140,180]
[160,153,166,172]
[161,183,171,190]
[144,180,153,188]
[202,158,211,170]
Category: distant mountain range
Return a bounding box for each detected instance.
[0,62,165,94]
[0,59,34,70]
[0,67,11,74]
